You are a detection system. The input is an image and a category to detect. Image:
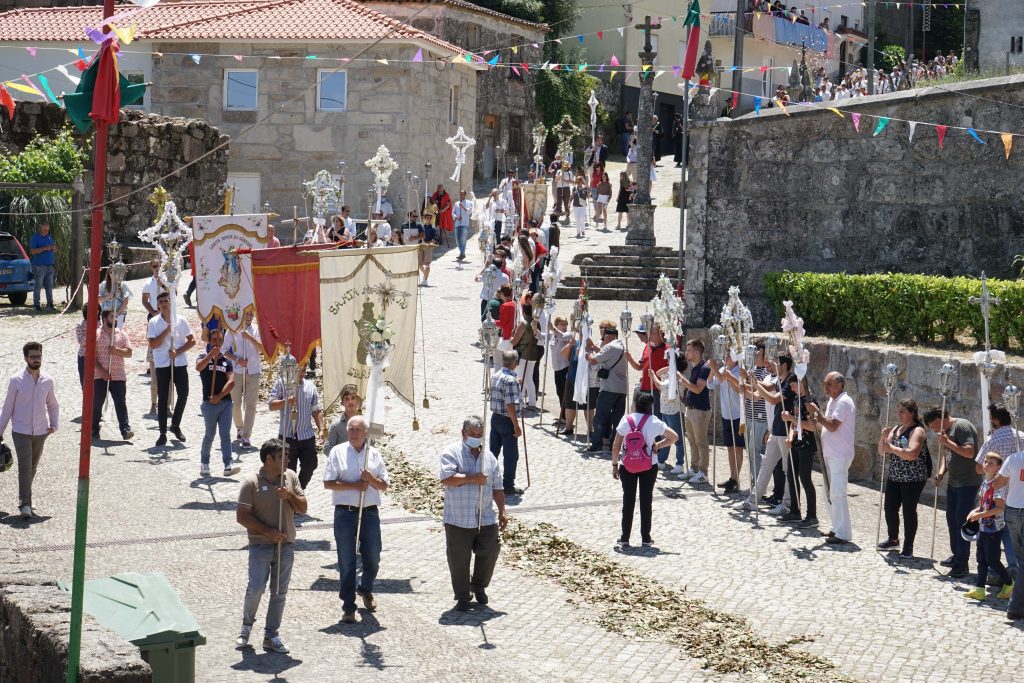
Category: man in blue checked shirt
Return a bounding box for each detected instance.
[440,415,508,612]
[490,350,524,495]
[269,364,324,489]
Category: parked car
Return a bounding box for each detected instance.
[0,231,34,306]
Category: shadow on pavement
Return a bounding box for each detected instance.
[438,605,506,626]
[179,500,238,512]
[307,576,414,594]
[0,513,52,527]
[230,648,302,675]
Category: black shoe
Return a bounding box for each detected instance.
[878,539,900,550]
[454,599,470,612]
[586,445,603,452]
[949,567,970,579]
[762,495,781,506]
[825,536,849,545]
[641,538,654,548]
[899,549,914,559]
[34,305,42,311]
[473,589,488,605]
[781,511,802,522]
[940,555,955,567]
[1008,611,1024,620]
[721,479,739,493]
[170,427,186,442]
[615,538,630,549]
[183,296,192,307]
[826,530,836,537]
[155,434,167,447]
[562,430,575,437]
[503,487,524,496]
[91,429,100,438]
[799,516,819,528]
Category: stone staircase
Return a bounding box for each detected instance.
[556,245,681,301]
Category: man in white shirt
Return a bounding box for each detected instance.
[810,372,857,545]
[141,259,163,414]
[147,291,196,447]
[323,415,389,624]
[994,446,1024,619]
[453,189,473,262]
[485,190,507,243]
[225,309,262,449]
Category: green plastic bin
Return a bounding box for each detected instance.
[58,572,206,683]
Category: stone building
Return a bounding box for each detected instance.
[366,0,546,182]
[0,0,482,227]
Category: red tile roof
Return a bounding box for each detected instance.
[370,0,547,32]
[0,0,467,54]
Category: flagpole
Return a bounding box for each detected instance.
[67,1,115,680]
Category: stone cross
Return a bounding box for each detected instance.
[635,15,661,57]
[626,15,661,247]
[969,272,1001,358]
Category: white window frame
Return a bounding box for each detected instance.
[223,69,259,111]
[317,69,348,112]
[123,72,146,109]
[449,85,459,125]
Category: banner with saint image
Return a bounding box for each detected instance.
[192,213,268,332]
[318,245,419,410]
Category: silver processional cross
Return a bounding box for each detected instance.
[969,272,1001,362]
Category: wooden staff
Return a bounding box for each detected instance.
[876,364,898,546]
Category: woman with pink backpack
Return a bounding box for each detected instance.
[611,392,679,549]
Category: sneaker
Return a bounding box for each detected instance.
[170,427,187,442]
[939,555,956,567]
[767,503,789,516]
[19,505,31,519]
[949,567,970,579]
[223,465,241,477]
[200,464,211,477]
[799,516,819,528]
[262,636,289,654]
[688,471,708,484]
[878,539,900,550]
[656,462,668,471]
[341,610,361,624]
[615,538,631,550]
[998,582,1015,600]
[781,511,803,522]
[721,478,739,493]
[670,464,688,477]
[359,590,377,612]
[240,438,252,449]
[964,586,987,601]
[155,434,167,447]
[825,536,850,545]
[762,495,781,506]
[235,625,252,649]
[741,497,757,512]
[641,539,655,548]
[899,549,914,559]
[121,430,134,441]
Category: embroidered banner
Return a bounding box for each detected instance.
[192,214,267,332]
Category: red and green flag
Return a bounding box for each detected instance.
[680,0,701,80]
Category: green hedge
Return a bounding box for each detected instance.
[764,271,1024,348]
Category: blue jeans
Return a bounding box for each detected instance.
[946,484,980,572]
[334,506,382,613]
[590,391,626,449]
[1003,520,1019,581]
[658,411,686,466]
[490,413,519,490]
[32,264,54,308]
[200,399,233,467]
[455,225,469,257]
[243,543,294,638]
[1005,507,1024,614]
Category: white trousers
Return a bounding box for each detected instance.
[231,372,261,439]
[516,359,538,407]
[823,453,854,541]
[573,206,587,236]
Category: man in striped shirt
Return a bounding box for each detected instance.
[489,350,523,495]
[975,403,1024,578]
[270,366,324,489]
[92,309,133,441]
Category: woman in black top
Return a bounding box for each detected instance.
[780,376,818,526]
[877,399,931,557]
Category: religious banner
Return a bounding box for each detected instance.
[318,245,419,410]
[522,182,548,224]
[192,214,268,332]
[246,243,335,365]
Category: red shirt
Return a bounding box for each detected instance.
[498,300,516,340]
[534,241,547,260]
[640,343,669,391]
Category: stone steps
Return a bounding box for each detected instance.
[557,244,681,302]
[578,264,666,279]
[555,285,651,301]
[573,254,680,269]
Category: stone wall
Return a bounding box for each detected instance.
[366,2,545,184]
[684,74,1024,329]
[150,41,477,230]
[0,101,229,242]
[0,545,150,682]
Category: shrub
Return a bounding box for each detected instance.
[764,271,1024,348]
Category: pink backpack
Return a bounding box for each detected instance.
[621,414,652,473]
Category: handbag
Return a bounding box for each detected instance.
[0,442,12,473]
[597,350,624,380]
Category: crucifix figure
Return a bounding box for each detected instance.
[445,126,477,188]
[969,272,1001,362]
[626,14,661,248]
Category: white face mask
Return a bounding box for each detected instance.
[465,436,483,449]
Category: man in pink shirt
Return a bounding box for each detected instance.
[0,340,59,519]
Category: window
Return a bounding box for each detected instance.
[449,85,460,125]
[761,57,774,98]
[508,115,523,154]
[839,15,848,28]
[466,25,480,50]
[223,69,258,111]
[317,69,347,111]
[1012,37,1024,54]
[124,72,145,109]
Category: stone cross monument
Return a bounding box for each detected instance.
[626,15,661,248]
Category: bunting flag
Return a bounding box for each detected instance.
[412,48,423,62]
[873,117,890,136]
[617,27,624,37]
[753,96,761,115]
[641,64,651,72]
[377,58,389,65]
[597,31,604,39]
[57,64,81,86]
[760,66,768,74]
[233,54,244,61]
[908,121,917,142]
[63,41,146,132]
[597,62,605,72]
[609,70,617,81]
[511,66,520,76]
[0,84,14,120]
[85,27,111,44]
[577,35,584,44]
[74,59,88,71]
[680,0,701,80]
[578,63,588,72]
[967,128,986,145]
[189,54,201,64]
[731,91,738,110]
[25,47,37,57]
[775,98,789,116]
[511,46,518,54]
[487,54,499,66]
[37,75,59,105]
[851,112,861,132]
[827,107,845,118]
[1002,133,1014,160]
[672,66,681,78]
[110,23,136,45]
[5,81,42,97]
[610,54,620,67]
[936,125,948,148]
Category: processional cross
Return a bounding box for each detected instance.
[304,169,343,242]
[365,145,398,215]
[445,127,476,186]
[969,272,1001,363]
[553,114,580,162]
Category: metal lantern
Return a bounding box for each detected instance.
[982,360,1000,381]
[765,334,780,362]
[620,304,633,337]
[939,361,957,399]
[882,363,898,394]
[367,340,391,365]
[713,334,728,363]
[640,312,654,336]
[481,263,499,295]
[1003,384,1021,417]
[106,239,122,263]
[743,344,757,371]
[262,200,273,215]
[277,344,301,422]
[481,318,500,353]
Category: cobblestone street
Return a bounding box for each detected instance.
[2,164,1022,681]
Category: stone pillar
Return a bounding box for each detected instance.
[626,17,660,249]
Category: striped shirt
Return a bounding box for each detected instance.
[489,367,521,416]
[269,378,321,440]
[746,365,769,422]
[439,440,503,528]
[976,425,1024,465]
[95,326,129,382]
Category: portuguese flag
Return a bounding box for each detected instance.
[680,0,702,80]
